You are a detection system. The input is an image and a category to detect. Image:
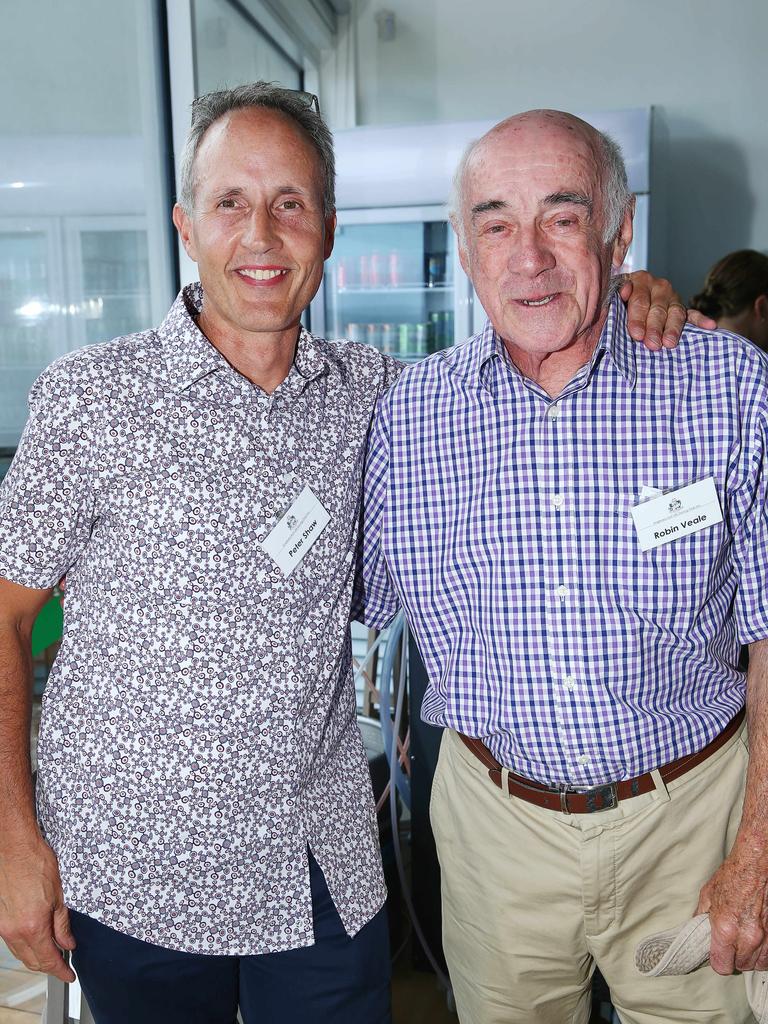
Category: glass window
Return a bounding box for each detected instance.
[193,0,302,93]
[0,0,175,448]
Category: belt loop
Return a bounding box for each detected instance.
[500,767,511,797]
[650,767,671,803]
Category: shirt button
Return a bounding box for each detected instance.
[563,675,575,691]
[547,405,559,421]
[557,584,569,599]
[577,754,590,766]
[552,494,564,509]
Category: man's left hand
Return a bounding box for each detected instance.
[620,271,716,350]
[696,840,768,974]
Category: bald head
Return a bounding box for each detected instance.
[450,109,631,245]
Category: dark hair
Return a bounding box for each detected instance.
[690,250,768,319]
[179,82,335,216]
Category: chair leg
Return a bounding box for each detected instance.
[43,976,68,1024]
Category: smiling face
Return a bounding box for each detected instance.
[173,106,335,348]
[456,112,633,381]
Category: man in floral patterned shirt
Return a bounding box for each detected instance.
[0,83,694,1022]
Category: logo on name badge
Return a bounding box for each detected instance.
[668,499,682,512]
[259,485,331,576]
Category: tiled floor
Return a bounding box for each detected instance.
[0,946,45,1023]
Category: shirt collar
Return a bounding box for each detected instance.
[158,283,328,393]
[472,288,637,392]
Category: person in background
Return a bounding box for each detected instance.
[357,109,768,1024]
[0,82,701,1023]
[691,249,768,350]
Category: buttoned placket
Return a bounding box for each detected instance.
[539,372,600,785]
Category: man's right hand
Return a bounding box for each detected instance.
[0,837,76,982]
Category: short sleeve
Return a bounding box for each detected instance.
[0,365,101,589]
[351,394,400,628]
[730,397,768,644]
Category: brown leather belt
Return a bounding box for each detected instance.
[458,707,745,814]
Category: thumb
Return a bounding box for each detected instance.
[53,904,76,951]
[696,885,712,917]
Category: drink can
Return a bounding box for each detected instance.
[381,323,396,352]
[388,250,401,287]
[428,312,442,351]
[366,323,382,349]
[398,323,412,356]
[359,253,370,287]
[336,260,347,289]
[427,255,443,287]
[370,251,381,288]
[346,322,364,343]
[414,323,429,355]
[441,310,454,345]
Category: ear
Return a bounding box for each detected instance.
[451,215,472,279]
[611,196,635,270]
[323,211,337,261]
[755,293,768,322]
[172,203,197,263]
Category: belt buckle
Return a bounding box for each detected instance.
[560,781,619,813]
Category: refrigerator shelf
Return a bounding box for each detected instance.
[336,284,455,295]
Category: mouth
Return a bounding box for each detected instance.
[517,294,558,307]
[235,267,289,284]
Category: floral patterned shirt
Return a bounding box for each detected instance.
[0,284,400,954]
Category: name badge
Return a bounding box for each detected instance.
[631,477,723,552]
[260,485,330,575]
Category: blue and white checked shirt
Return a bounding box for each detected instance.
[356,295,768,787]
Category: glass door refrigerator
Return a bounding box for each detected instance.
[317,110,651,350]
[310,205,472,359]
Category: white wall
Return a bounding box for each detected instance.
[0,0,142,135]
[351,0,767,302]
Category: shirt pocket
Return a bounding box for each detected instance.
[612,491,729,610]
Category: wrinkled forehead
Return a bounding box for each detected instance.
[463,118,603,206]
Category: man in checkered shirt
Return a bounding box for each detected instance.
[357,110,768,1023]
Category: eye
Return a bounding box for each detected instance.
[217,197,239,209]
[554,217,576,227]
[280,198,302,210]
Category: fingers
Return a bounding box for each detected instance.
[708,917,738,975]
[695,884,712,916]
[710,914,765,975]
[660,304,688,349]
[617,275,632,301]
[53,904,76,952]
[686,309,718,330]
[3,927,76,983]
[625,292,653,344]
[754,942,768,973]
[623,271,688,349]
[643,301,671,350]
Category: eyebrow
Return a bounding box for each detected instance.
[470,192,593,221]
[543,191,593,215]
[470,199,508,220]
[210,185,312,199]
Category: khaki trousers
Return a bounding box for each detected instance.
[430,725,754,1024]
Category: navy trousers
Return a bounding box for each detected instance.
[69,851,391,1024]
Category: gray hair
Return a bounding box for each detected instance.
[449,118,633,246]
[178,81,335,216]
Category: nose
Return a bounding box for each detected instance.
[240,204,280,254]
[509,223,555,277]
